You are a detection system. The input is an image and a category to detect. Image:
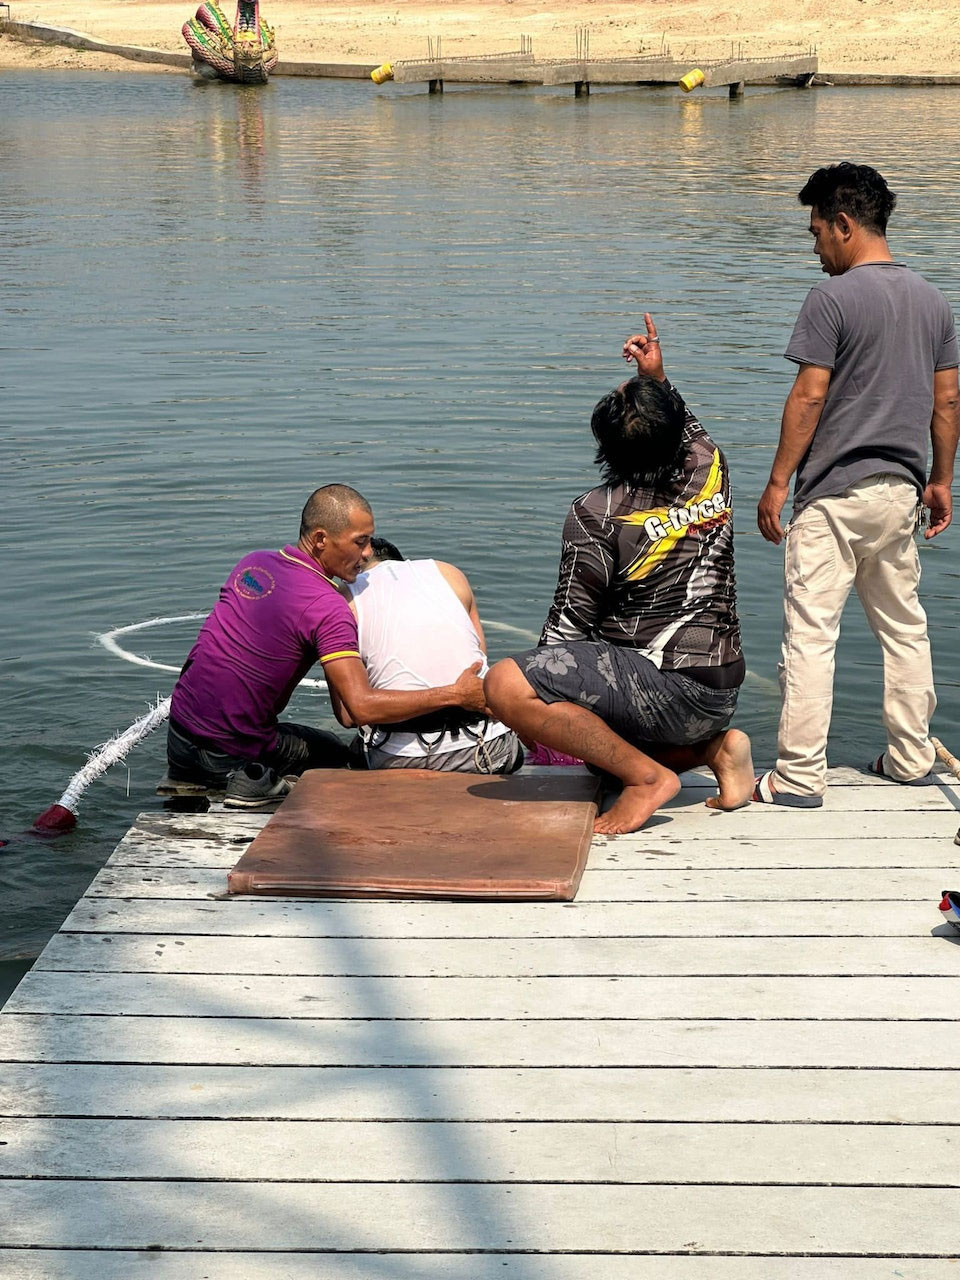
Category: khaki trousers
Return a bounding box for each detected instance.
[773,474,936,798]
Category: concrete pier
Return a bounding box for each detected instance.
[393,51,819,93]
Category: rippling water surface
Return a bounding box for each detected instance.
[4,72,960,998]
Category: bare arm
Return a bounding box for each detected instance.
[757,363,832,545]
[326,677,355,728]
[435,561,486,650]
[328,597,360,725]
[323,656,488,729]
[924,366,960,539]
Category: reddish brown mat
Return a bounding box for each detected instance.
[227,768,601,900]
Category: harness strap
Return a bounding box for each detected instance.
[364,708,488,752]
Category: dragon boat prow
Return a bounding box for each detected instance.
[183,0,277,84]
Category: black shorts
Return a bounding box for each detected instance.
[516,641,739,747]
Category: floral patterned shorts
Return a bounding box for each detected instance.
[516,642,739,748]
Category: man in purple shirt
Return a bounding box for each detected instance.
[165,484,487,798]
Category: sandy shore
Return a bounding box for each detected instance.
[2,0,960,76]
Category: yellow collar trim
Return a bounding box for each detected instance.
[279,547,337,587]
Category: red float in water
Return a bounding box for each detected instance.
[32,804,78,835]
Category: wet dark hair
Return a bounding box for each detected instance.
[590,377,686,489]
[798,162,897,235]
[369,536,405,562]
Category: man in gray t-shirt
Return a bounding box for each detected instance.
[755,163,960,805]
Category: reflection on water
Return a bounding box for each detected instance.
[199,82,269,217]
[3,74,960,985]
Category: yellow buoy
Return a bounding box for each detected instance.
[370,62,394,84]
[679,68,705,93]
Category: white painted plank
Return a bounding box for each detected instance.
[144,764,955,799]
[126,784,960,853]
[0,1064,954,1122]
[58,896,951,936]
[107,833,960,870]
[645,802,960,827]
[124,781,959,853]
[4,1255,958,1280]
[116,796,960,862]
[666,787,959,811]
[2,1255,956,1280]
[680,762,957,788]
[32,933,960,977]
[79,864,959,901]
[3,1117,957,1184]
[269,778,958,811]
[7,970,958,1021]
[689,763,958,789]
[2,1181,958,1252]
[1,1014,953,1069]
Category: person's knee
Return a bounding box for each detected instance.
[484,658,527,724]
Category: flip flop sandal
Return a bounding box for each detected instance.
[867,754,936,786]
[752,770,823,808]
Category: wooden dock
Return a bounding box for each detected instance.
[2,765,959,1275]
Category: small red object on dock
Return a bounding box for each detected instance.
[939,890,960,932]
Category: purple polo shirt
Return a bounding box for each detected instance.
[171,545,359,755]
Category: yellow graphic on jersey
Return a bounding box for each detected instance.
[618,449,728,581]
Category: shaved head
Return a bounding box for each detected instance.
[300,485,372,538]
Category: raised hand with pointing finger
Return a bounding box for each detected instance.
[622,312,666,382]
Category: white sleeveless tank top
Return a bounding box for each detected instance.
[349,559,510,757]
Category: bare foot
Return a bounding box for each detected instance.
[703,728,755,811]
[594,771,681,835]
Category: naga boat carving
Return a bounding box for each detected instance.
[183,0,277,84]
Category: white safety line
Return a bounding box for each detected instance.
[96,613,540,691]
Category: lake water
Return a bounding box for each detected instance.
[4,71,960,1001]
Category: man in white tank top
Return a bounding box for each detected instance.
[345,541,524,773]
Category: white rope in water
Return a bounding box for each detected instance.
[96,613,202,676]
[95,613,540,690]
[97,613,328,688]
[56,695,172,815]
[479,619,540,643]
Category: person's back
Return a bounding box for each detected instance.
[349,558,522,772]
[788,262,956,511]
[172,545,354,757]
[542,408,741,678]
[354,559,486,691]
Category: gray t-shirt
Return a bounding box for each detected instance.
[785,262,959,511]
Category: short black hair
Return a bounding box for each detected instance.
[369,536,404,562]
[299,484,372,538]
[798,162,896,235]
[590,377,686,489]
